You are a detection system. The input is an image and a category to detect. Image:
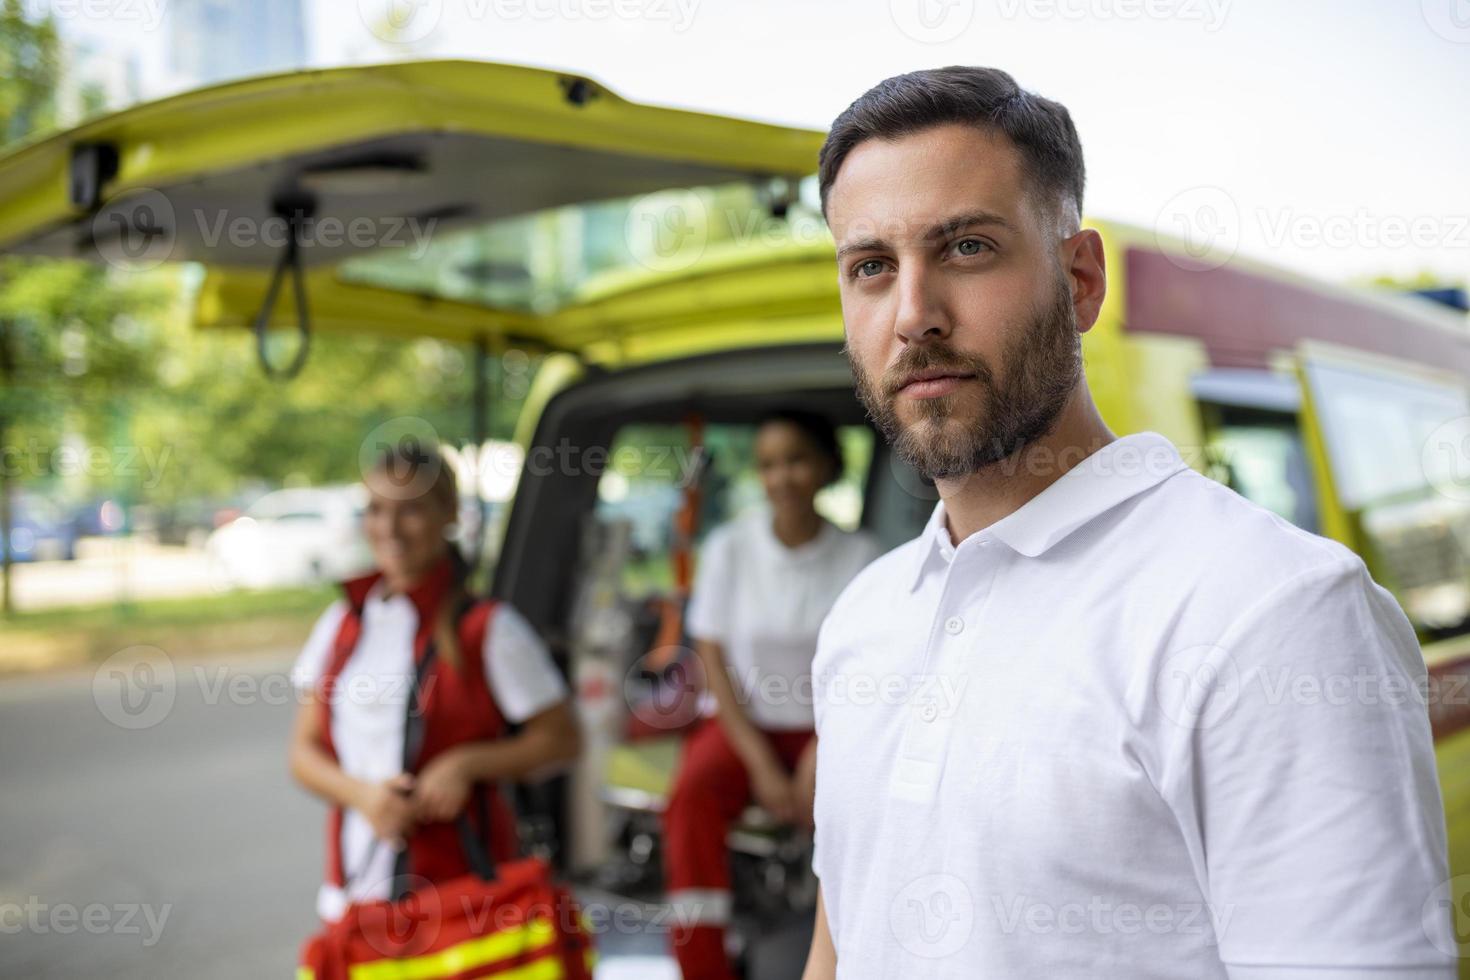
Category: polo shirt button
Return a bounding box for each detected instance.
[944,616,964,635]
[919,701,939,722]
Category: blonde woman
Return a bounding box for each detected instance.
[288,442,579,922]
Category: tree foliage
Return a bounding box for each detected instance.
[0,1,528,513]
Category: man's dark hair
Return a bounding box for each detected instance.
[818,66,1085,226]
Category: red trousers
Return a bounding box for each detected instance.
[662,718,814,980]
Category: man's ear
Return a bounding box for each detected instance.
[1062,228,1107,333]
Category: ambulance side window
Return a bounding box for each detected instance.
[1203,406,1320,534]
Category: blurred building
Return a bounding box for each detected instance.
[167,0,308,86]
[56,37,142,126]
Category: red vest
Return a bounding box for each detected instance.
[317,554,520,892]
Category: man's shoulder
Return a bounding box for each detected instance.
[1136,466,1367,610]
[1158,467,1349,555]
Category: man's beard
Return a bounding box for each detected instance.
[847,276,1082,481]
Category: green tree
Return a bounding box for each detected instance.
[0,3,532,614]
[0,1,170,614]
[132,323,523,504]
[0,0,57,145]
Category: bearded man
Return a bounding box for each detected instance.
[801,66,1454,980]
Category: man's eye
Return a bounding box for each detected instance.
[854,259,886,279]
[953,238,988,257]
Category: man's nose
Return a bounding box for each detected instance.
[892,264,952,345]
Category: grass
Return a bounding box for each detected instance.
[0,584,337,633]
[0,584,339,674]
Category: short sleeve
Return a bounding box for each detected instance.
[1157,559,1455,975]
[291,599,349,693]
[685,525,736,645]
[483,603,569,724]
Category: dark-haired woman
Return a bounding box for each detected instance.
[288,443,580,922]
[664,409,883,980]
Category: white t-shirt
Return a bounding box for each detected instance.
[812,432,1454,978]
[292,585,567,922]
[686,509,883,730]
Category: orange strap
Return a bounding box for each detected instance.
[648,412,704,666]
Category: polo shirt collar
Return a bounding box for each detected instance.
[908,432,1188,591]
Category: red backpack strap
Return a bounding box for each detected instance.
[318,604,366,757]
[318,602,365,889]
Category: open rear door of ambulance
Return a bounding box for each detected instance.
[0,59,827,369]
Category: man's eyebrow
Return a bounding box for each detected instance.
[924,210,1013,241]
[835,237,888,261]
[836,211,1014,260]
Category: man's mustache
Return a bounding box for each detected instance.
[881,346,994,397]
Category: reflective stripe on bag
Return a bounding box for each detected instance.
[347,917,559,979]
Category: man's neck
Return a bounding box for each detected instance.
[934,386,1116,546]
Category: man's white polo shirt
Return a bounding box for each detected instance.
[811,432,1454,978]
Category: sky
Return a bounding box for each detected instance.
[50,0,1470,288]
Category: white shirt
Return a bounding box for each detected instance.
[686,509,883,730]
[292,585,568,922]
[812,432,1453,978]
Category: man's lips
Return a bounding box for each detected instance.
[895,371,977,400]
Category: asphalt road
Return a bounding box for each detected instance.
[0,653,322,978]
[0,652,693,979]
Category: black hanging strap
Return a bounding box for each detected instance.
[388,613,499,900]
[340,587,499,900]
[251,195,314,381]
